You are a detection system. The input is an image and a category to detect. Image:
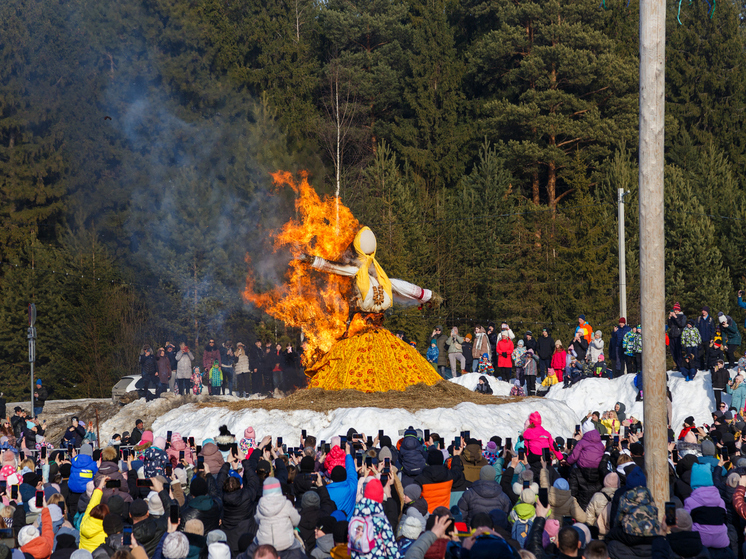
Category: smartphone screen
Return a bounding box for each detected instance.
[665,501,676,526]
[622,440,629,450]
[196,445,202,455]
[302,429,307,439]
[424,429,430,441]
[523,479,530,489]
[165,466,173,477]
[614,435,620,445]
[35,491,43,507]
[356,455,362,468]
[505,437,512,450]
[123,525,132,546]
[188,437,195,447]
[518,449,525,461]
[365,457,372,467]
[170,503,179,524]
[340,436,347,446]
[454,436,461,448]
[136,479,153,487]
[539,487,549,508]
[324,443,330,454]
[671,448,679,461]
[384,458,390,467]
[167,431,172,442]
[19,451,24,461]
[575,424,581,435]
[105,479,121,488]
[380,473,388,485]
[464,430,471,440]
[277,437,283,447]
[179,450,185,460]
[231,442,238,455]
[562,515,573,528]
[378,429,384,440]
[197,456,204,470]
[10,486,18,500]
[41,447,46,460]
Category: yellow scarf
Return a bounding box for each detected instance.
[353,227,392,302]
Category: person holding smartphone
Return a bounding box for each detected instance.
[79,476,111,551]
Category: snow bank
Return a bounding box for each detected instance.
[107,398,577,449]
[545,370,717,430]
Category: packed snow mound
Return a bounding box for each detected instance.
[130,398,578,448]
[546,370,717,430]
[449,373,513,396]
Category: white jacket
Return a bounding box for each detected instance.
[588,339,604,362]
[175,350,194,379]
[254,494,301,551]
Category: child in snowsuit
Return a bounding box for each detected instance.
[564,358,583,388]
[426,341,439,371]
[478,353,495,377]
[541,368,559,388]
[208,360,223,395]
[475,375,493,395]
[191,367,202,395]
[510,379,526,397]
[634,371,643,401]
[680,353,697,381]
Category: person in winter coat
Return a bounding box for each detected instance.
[523,350,538,396]
[207,360,223,396]
[62,417,86,449]
[614,402,626,422]
[202,339,221,373]
[445,327,466,378]
[571,331,589,363]
[33,380,47,417]
[254,476,301,552]
[79,479,108,552]
[667,303,687,369]
[666,509,710,559]
[234,343,251,398]
[398,429,426,487]
[155,348,171,397]
[430,326,450,379]
[216,451,263,554]
[326,449,358,519]
[584,472,619,535]
[68,444,99,518]
[348,480,400,559]
[719,312,741,369]
[523,412,563,462]
[496,332,514,380]
[414,448,465,513]
[697,307,716,369]
[510,379,526,397]
[426,341,439,371]
[18,505,54,559]
[683,463,730,551]
[623,325,638,375]
[567,430,605,510]
[588,331,604,363]
[197,442,224,475]
[92,446,131,504]
[175,344,194,395]
[612,318,631,377]
[461,443,489,484]
[550,341,566,383]
[477,353,495,377]
[298,488,337,555]
[537,329,555,376]
[712,360,729,409]
[166,432,195,467]
[539,470,587,523]
[457,465,511,524]
[680,353,698,382]
[142,437,170,478]
[138,346,157,399]
[472,326,491,372]
[179,475,223,534]
[475,376,493,395]
[682,320,702,365]
[726,375,746,415]
[540,368,558,389]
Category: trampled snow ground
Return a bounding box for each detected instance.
[100,370,726,446]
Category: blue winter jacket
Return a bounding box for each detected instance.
[69,454,98,493]
[326,454,357,520]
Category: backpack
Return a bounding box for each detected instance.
[617,486,660,537]
[511,517,534,548]
[348,514,382,554]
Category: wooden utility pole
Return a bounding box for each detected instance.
[639,0,669,510]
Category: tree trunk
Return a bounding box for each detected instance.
[548,160,556,210]
[532,170,540,205]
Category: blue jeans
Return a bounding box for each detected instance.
[222,367,234,394]
[33,407,43,417]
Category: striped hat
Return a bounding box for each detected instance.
[263,476,282,496]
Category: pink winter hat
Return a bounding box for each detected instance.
[325,445,346,475]
[542,519,561,548]
[0,464,15,481]
[141,431,154,444]
[154,436,167,450]
[244,427,256,439]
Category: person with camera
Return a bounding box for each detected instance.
[667,303,687,369]
[175,343,194,396]
[138,346,157,401]
[445,327,466,378]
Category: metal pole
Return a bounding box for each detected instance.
[639,0,669,511]
[618,188,627,320]
[28,304,36,417]
[95,408,101,449]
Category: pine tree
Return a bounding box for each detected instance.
[469,0,637,207]
[664,165,731,314]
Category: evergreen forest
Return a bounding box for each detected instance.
[1,0,745,399]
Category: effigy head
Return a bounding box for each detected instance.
[356,227,377,256]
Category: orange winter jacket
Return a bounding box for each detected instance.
[421,480,453,512]
[21,507,54,559]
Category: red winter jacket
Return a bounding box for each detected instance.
[496,338,514,368]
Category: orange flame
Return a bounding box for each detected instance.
[243,171,360,359]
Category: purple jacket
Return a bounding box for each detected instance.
[567,430,604,469]
[684,486,729,549]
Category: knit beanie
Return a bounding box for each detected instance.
[244,427,256,439]
[190,476,208,497]
[398,514,424,540]
[520,488,536,505]
[184,519,205,536]
[727,472,741,488]
[300,456,315,473]
[301,490,321,509]
[426,448,443,466]
[148,492,165,516]
[18,525,39,547]
[163,532,190,559]
[675,509,693,532]
[153,436,167,450]
[626,466,647,488]
[262,476,282,496]
[70,551,93,559]
[206,530,228,545]
[520,469,534,482]
[553,478,570,491]
[701,440,716,456]
[79,444,93,457]
[141,431,154,444]
[690,463,714,489]
[542,518,561,548]
[330,466,347,483]
[378,446,392,462]
[363,479,384,503]
[603,472,620,488]
[103,514,123,536]
[404,484,422,501]
[480,465,496,482]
